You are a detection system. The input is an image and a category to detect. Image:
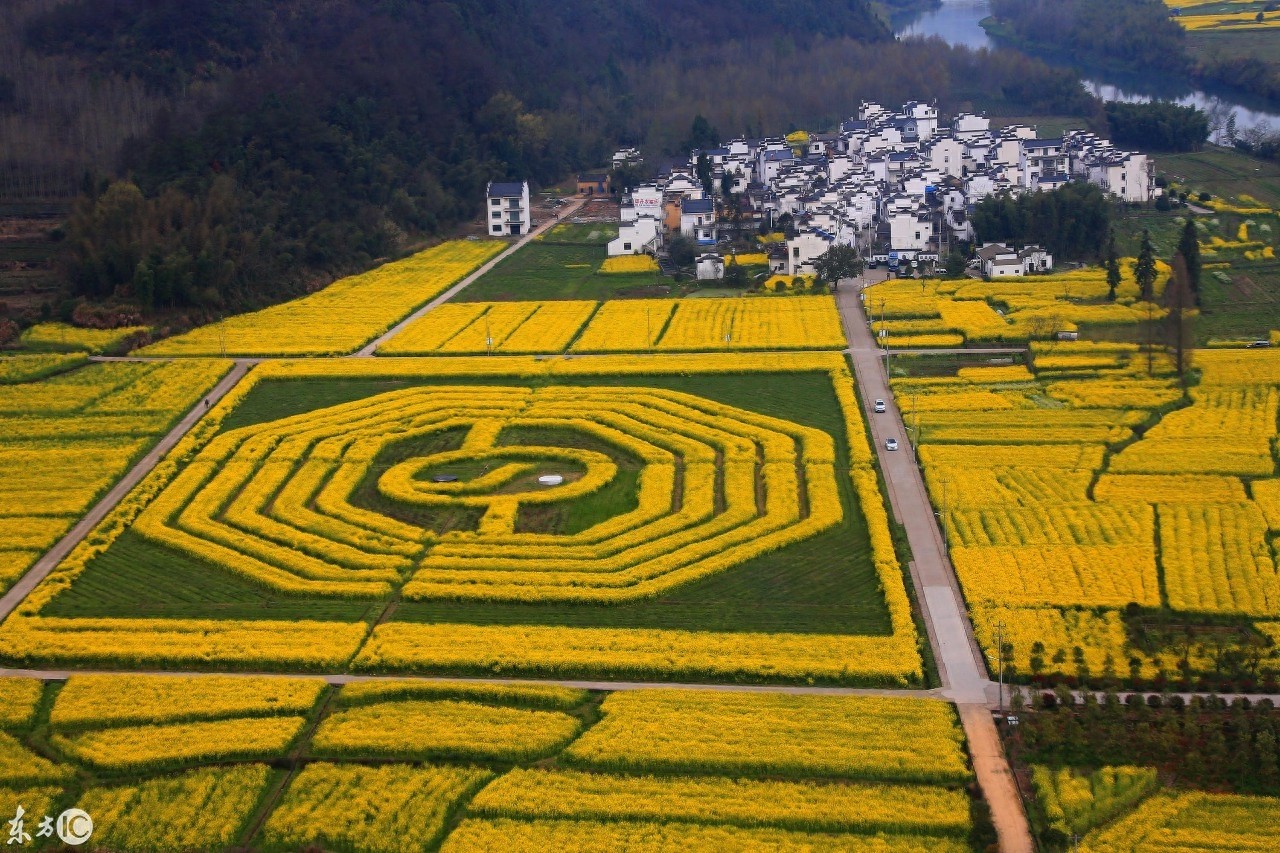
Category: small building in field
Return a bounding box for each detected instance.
[975,242,1053,278]
[486,181,531,237]
[696,253,725,280]
[608,218,663,257]
[577,174,609,196]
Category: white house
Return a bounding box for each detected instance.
[486,181,530,237]
[976,243,1022,278]
[903,101,940,142]
[885,197,933,253]
[696,253,725,281]
[926,136,967,178]
[621,185,663,223]
[680,198,717,244]
[1018,245,1053,274]
[1019,138,1065,189]
[785,228,835,276]
[975,242,1053,277]
[608,218,663,257]
[952,112,991,140]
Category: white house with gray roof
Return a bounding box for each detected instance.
[485,181,530,236]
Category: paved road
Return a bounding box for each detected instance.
[0,666,945,698]
[835,278,1035,853]
[862,347,1027,357]
[0,360,257,623]
[354,198,588,356]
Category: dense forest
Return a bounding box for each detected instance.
[1104,102,1209,152]
[971,183,1113,261]
[0,0,1100,318]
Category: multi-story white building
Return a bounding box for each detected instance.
[485,181,530,237]
[680,197,717,244]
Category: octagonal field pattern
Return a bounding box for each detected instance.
[0,356,923,686]
[133,384,842,602]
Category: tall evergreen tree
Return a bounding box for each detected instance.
[1134,229,1158,302]
[695,152,714,196]
[1176,218,1202,306]
[1105,232,1121,302]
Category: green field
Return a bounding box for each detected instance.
[43,372,889,638]
[1111,209,1186,259]
[1156,145,1280,209]
[989,115,1090,138]
[456,224,671,301]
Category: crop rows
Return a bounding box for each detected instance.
[0,359,231,594]
[0,676,979,851]
[1079,791,1280,851]
[140,240,505,356]
[130,384,842,603]
[382,294,847,355]
[865,260,1171,345]
[0,353,921,685]
[896,348,1280,684]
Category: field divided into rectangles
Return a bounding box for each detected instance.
[0,358,232,595]
[140,240,505,356]
[0,676,985,852]
[895,345,1280,688]
[379,295,847,355]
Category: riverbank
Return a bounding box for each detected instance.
[897,0,1280,134]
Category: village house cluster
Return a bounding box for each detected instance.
[607,101,1155,280]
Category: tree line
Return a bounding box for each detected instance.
[971,183,1112,261]
[988,0,1188,74]
[6,0,1109,320]
[1105,101,1209,152]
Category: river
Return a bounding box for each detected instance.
[895,0,1280,136]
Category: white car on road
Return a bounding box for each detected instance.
[874,399,886,413]
[885,438,899,451]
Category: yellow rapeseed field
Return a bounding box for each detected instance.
[599,254,660,274]
[562,691,970,783]
[76,765,271,852]
[311,699,582,762]
[52,716,306,771]
[0,352,919,686]
[141,240,503,356]
[262,763,494,853]
[50,674,326,728]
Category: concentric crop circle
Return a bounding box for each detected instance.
[135,385,843,601]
